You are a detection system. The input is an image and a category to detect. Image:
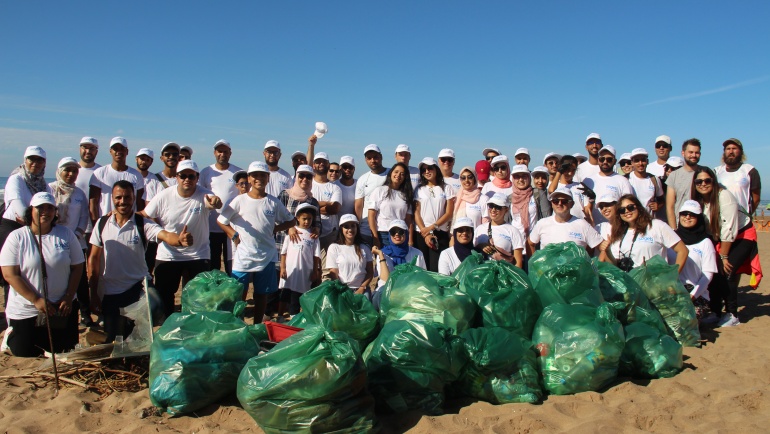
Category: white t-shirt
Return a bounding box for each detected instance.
[217,193,293,272]
[529,215,603,249]
[75,163,100,233]
[458,195,489,228]
[668,237,717,299]
[628,173,663,216]
[90,165,145,215]
[326,243,373,289]
[715,163,758,214]
[336,180,357,216]
[575,161,600,183]
[415,184,456,231]
[647,161,666,178]
[144,186,214,261]
[445,174,462,192]
[608,219,681,268]
[480,182,513,199]
[473,222,525,256]
[355,171,388,237]
[510,195,538,238]
[143,173,164,203]
[438,248,462,276]
[375,246,426,288]
[0,225,84,320]
[267,168,293,198]
[582,173,635,224]
[3,174,53,221]
[280,227,321,293]
[90,214,163,295]
[48,182,89,249]
[199,164,243,234]
[558,181,589,219]
[407,165,420,189]
[367,186,413,234]
[311,180,343,237]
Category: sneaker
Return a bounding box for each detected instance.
[700,312,721,325]
[717,313,741,328]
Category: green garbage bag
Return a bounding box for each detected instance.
[450,250,485,283]
[181,270,245,315]
[532,303,625,395]
[380,261,476,334]
[149,310,261,415]
[237,327,376,434]
[286,311,310,328]
[364,320,467,415]
[299,280,380,346]
[454,327,542,404]
[629,256,701,347]
[620,321,683,379]
[595,260,665,327]
[460,260,541,337]
[528,242,596,289]
[529,242,603,307]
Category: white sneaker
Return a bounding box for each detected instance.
[700,312,720,324]
[717,313,741,328]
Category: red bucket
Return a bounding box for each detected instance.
[264,321,303,342]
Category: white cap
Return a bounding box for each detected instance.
[291,151,306,159]
[531,165,548,175]
[30,192,56,207]
[314,152,329,161]
[364,144,381,154]
[161,142,180,153]
[488,193,510,207]
[514,147,530,157]
[679,200,702,215]
[548,186,574,201]
[24,146,46,159]
[596,190,620,205]
[295,202,318,215]
[314,122,328,139]
[618,153,632,162]
[57,157,79,168]
[110,137,128,148]
[586,133,602,143]
[136,148,154,158]
[510,164,530,175]
[490,155,509,167]
[339,214,359,227]
[231,170,247,181]
[177,160,199,173]
[666,156,684,168]
[180,146,193,156]
[482,147,500,156]
[599,145,616,157]
[655,135,672,145]
[438,148,455,158]
[296,164,314,174]
[419,157,437,168]
[264,140,280,150]
[543,152,561,164]
[452,217,475,231]
[340,156,355,166]
[247,161,270,173]
[395,144,411,154]
[573,152,586,159]
[630,148,648,158]
[214,139,231,150]
[80,136,98,147]
[388,219,408,231]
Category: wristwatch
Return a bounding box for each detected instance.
[231,232,239,241]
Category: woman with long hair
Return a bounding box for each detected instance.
[451,166,488,229]
[601,194,688,272]
[473,193,524,268]
[690,166,754,327]
[327,214,373,296]
[413,157,455,271]
[367,162,414,248]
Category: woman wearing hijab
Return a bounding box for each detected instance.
[275,164,321,254]
[509,165,538,248]
[480,155,513,199]
[438,217,477,275]
[371,219,426,307]
[452,166,488,229]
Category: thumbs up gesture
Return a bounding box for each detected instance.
[205,194,223,209]
[179,225,193,247]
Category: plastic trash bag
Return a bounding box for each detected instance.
[454,327,542,404]
[149,310,261,415]
[595,260,665,327]
[364,320,466,415]
[532,303,625,395]
[111,284,153,357]
[528,241,596,289]
[629,256,701,347]
[181,270,245,315]
[450,250,485,283]
[459,260,541,337]
[380,261,476,334]
[529,242,603,307]
[237,327,377,434]
[620,321,683,379]
[286,311,310,328]
[299,280,380,346]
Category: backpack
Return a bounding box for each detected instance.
[96,214,147,250]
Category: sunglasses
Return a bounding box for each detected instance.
[632,158,648,163]
[439,157,455,163]
[551,198,571,206]
[455,227,474,234]
[341,224,358,231]
[618,204,638,214]
[485,155,497,161]
[163,152,179,157]
[389,228,406,237]
[598,156,615,163]
[488,204,504,210]
[264,149,280,155]
[680,211,698,218]
[620,161,632,166]
[597,202,617,209]
[236,182,249,188]
[328,169,339,173]
[178,173,197,180]
[491,165,508,172]
[341,165,354,170]
[297,173,313,180]
[420,166,435,173]
[26,156,45,163]
[512,173,530,180]
[694,178,713,186]
[459,175,475,181]
[655,143,671,149]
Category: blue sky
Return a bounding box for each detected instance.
[1,2,768,196]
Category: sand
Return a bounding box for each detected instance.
[2,234,770,433]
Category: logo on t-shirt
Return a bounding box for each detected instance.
[264,208,275,217]
[568,231,584,241]
[497,233,512,242]
[693,247,703,257]
[53,240,70,250]
[638,235,654,244]
[127,235,141,245]
[189,205,204,215]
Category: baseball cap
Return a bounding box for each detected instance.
[388,219,408,231]
[161,142,180,153]
[543,152,562,164]
[596,190,620,205]
[295,202,318,216]
[475,160,491,181]
[482,147,500,156]
[136,148,154,159]
[264,140,280,150]
[24,146,46,159]
[231,170,247,181]
[314,122,328,139]
[618,153,632,163]
[452,217,475,231]
[247,161,270,173]
[490,155,509,167]
[573,152,586,160]
[679,200,703,215]
[364,144,381,154]
[599,145,616,157]
[177,160,199,173]
[531,165,548,175]
[314,152,329,161]
[180,146,193,156]
[548,186,573,201]
[586,133,602,143]
[510,164,529,175]
[339,214,359,227]
[110,137,128,148]
[395,144,411,153]
[419,157,438,168]
[296,164,314,174]
[57,157,79,168]
[514,147,530,157]
[488,193,510,207]
[80,137,98,147]
[665,156,684,168]
[291,151,306,159]
[723,138,743,149]
[655,135,672,146]
[30,192,56,207]
[438,148,455,158]
[340,156,355,166]
[630,148,648,158]
[214,139,231,150]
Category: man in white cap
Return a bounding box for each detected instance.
[482,147,500,162]
[140,160,222,317]
[199,139,242,275]
[336,156,357,216]
[76,137,101,216]
[328,161,341,182]
[514,148,530,168]
[89,137,145,225]
[263,140,293,197]
[715,138,761,215]
[179,146,193,161]
[310,152,342,265]
[647,135,673,178]
[543,152,561,186]
[395,144,420,189]
[438,148,461,191]
[581,145,634,224]
[575,133,603,182]
[291,151,308,173]
[355,144,388,246]
[573,153,587,165]
[155,142,181,188]
[627,148,664,218]
[666,138,701,229]
[528,186,603,253]
[135,148,162,203]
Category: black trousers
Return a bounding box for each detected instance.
[413,229,450,273]
[7,300,80,357]
[144,241,159,280]
[154,259,209,317]
[77,248,91,320]
[209,232,231,274]
[707,235,756,316]
[0,218,23,306]
[101,280,143,343]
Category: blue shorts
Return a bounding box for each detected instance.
[232,267,278,295]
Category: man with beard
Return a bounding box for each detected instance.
[647,135,672,178]
[581,145,634,224]
[76,137,101,215]
[395,144,420,189]
[154,142,180,189]
[355,144,388,246]
[135,148,162,202]
[627,148,664,218]
[666,138,702,229]
[715,138,761,215]
[336,156,357,216]
[199,140,242,274]
[89,137,145,225]
[575,133,603,182]
[264,140,292,197]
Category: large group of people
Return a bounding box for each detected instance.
[0,132,762,357]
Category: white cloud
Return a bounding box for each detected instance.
[640,76,770,107]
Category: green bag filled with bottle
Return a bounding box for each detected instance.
[532,303,625,395]
[298,280,380,346]
[237,327,377,434]
[594,259,667,329]
[629,256,701,347]
[364,320,467,415]
[453,327,542,404]
[459,259,541,337]
[620,321,683,379]
[181,270,246,316]
[528,242,604,308]
[149,310,261,415]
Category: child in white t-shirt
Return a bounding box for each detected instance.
[279,204,321,317]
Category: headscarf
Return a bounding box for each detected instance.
[452,230,476,262]
[382,238,410,266]
[491,163,512,189]
[511,185,533,233]
[453,166,481,220]
[10,161,47,196]
[287,173,312,201]
[676,214,710,246]
[51,164,77,225]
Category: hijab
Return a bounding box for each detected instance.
[287,173,312,201]
[491,163,512,189]
[453,167,481,220]
[382,237,410,266]
[10,160,47,196]
[511,184,533,233]
[51,164,77,225]
[452,229,476,262]
[676,214,710,246]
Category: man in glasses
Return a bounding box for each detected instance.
[575,133,603,182]
[155,142,181,189]
[666,138,701,229]
[647,135,672,178]
[438,148,461,191]
[89,137,146,226]
[336,156,357,217]
[263,140,293,197]
[581,145,634,225]
[328,162,341,182]
[715,138,761,215]
[627,148,664,219]
[355,145,388,246]
[528,186,603,254]
[199,139,242,275]
[394,144,420,189]
[310,152,342,270]
[482,147,500,162]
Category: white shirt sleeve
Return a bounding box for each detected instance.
[326,244,340,269]
[584,222,604,249]
[655,220,682,248]
[438,249,453,275]
[528,220,542,244]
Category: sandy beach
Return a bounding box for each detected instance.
[2,234,770,433]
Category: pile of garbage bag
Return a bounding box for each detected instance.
[298,280,380,346]
[620,321,683,379]
[528,242,604,307]
[181,270,245,316]
[595,260,665,327]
